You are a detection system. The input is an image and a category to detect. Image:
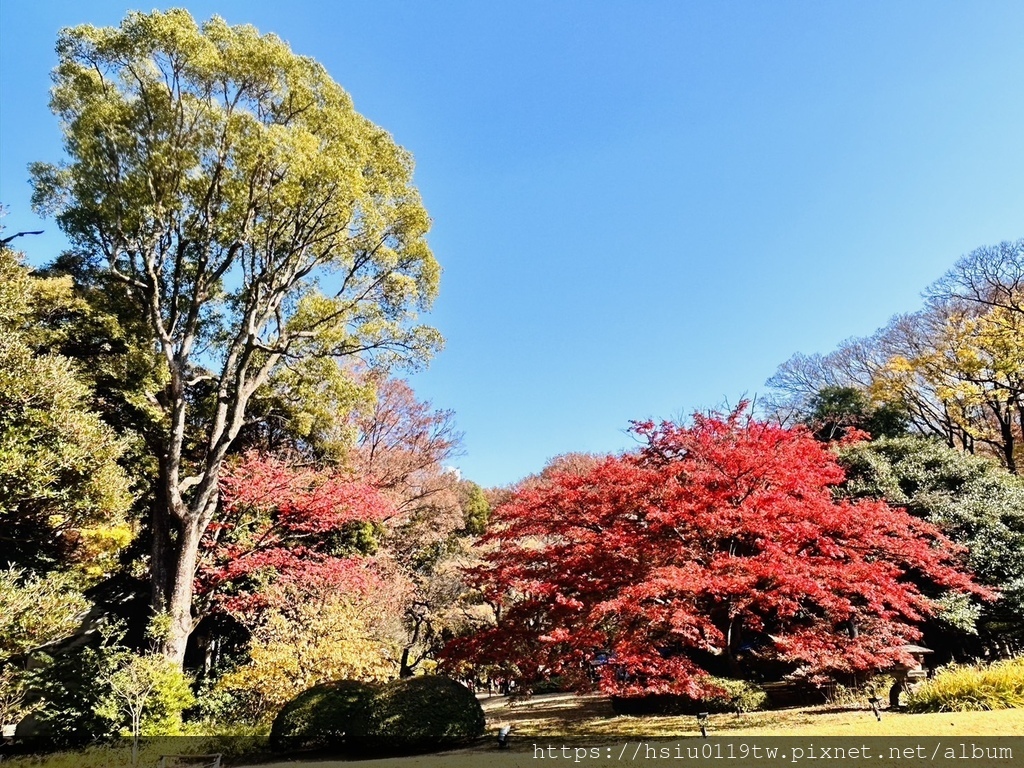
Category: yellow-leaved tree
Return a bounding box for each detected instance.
[217,589,404,723]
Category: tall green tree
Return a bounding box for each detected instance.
[0,246,131,576]
[31,9,441,665]
[0,244,131,737]
[805,386,908,442]
[837,436,1024,654]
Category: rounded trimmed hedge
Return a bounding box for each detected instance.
[269,679,379,752]
[358,675,486,754]
[271,675,486,756]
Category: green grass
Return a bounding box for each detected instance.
[480,691,1024,739]
[0,735,270,768]
[8,692,1024,767]
[243,702,1024,768]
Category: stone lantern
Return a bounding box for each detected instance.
[889,644,933,708]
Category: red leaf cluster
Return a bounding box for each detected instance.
[198,452,395,615]
[442,407,989,697]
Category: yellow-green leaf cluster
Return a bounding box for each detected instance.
[0,247,131,577]
[217,594,400,723]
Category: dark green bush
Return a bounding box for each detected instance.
[271,676,485,756]
[356,675,486,754]
[531,676,568,694]
[612,677,768,715]
[22,645,117,748]
[269,679,379,752]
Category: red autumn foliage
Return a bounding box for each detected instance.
[197,452,396,615]
[442,406,990,698]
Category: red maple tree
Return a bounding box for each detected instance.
[197,452,398,617]
[442,407,989,697]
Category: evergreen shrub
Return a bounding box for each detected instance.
[611,677,768,715]
[271,675,485,755]
[269,679,378,752]
[357,675,486,754]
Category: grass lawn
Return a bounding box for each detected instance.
[246,694,1024,768]
[10,694,1021,767]
[479,691,1024,738]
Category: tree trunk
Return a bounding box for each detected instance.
[149,468,174,623]
[725,615,742,676]
[156,517,202,666]
[150,518,170,615]
[400,612,425,677]
[399,647,415,678]
[1000,413,1017,473]
[151,458,205,668]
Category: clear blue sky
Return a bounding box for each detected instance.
[3,2,1024,487]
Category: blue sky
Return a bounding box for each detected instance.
[3,2,1024,487]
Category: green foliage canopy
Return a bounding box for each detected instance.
[837,436,1024,648]
[29,8,442,663]
[459,481,491,536]
[807,385,908,442]
[0,247,131,576]
[31,9,441,373]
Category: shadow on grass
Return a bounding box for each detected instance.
[479,693,894,742]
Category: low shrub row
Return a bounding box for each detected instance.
[611,677,768,715]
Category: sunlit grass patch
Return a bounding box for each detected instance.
[481,691,1024,738]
